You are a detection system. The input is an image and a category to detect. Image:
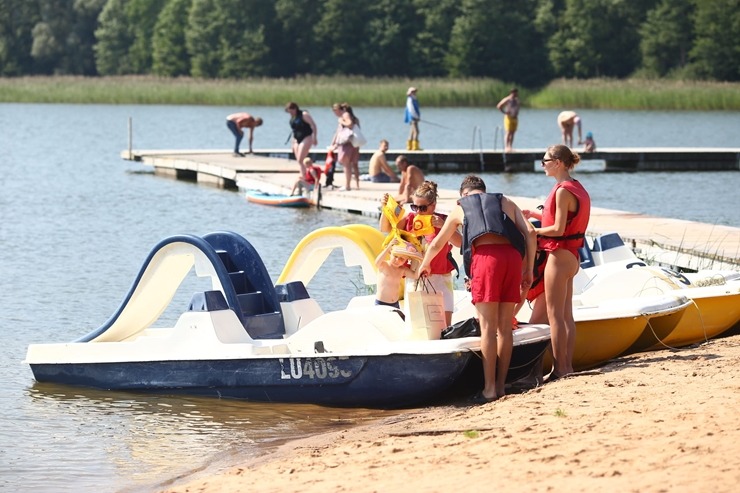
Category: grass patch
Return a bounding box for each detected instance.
[0,75,738,110]
[554,408,567,418]
[463,430,480,439]
[0,75,512,107]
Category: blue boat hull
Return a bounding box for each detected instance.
[29,352,473,408]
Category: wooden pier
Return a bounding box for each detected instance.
[121,149,740,271]
[123,147,740,174]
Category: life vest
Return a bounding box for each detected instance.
[404,212,455,275]
[538,180,591,253]
[304,166,323,184]
[460,193,526,278]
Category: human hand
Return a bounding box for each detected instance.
[381,193,389,206]
[521,269,533,289]
[431,214,444,229]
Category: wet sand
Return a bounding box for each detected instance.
[159,328,740,493]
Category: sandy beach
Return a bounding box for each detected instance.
[159,328,740,493]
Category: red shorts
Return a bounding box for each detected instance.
[470,244,522,304]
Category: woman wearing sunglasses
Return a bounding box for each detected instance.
[380,181,461,326]
[523,145,591,381]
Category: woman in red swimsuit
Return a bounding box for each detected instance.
[524,144,590,381]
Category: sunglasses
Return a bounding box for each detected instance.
[541,158,556,166]
[410,203,434,212]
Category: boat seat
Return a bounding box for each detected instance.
[591,232,637,265]
[578,245,595,269]
[188,290,229,312]
[275,281,310,302]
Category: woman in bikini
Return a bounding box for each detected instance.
[523,144,591,380]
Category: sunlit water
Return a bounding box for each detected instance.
[0,103,738,492]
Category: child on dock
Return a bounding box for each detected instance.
[583,131,596,152]
[290,157,323,196]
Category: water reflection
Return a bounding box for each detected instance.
[26,383,397,492]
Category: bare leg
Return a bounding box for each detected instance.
[295,140,313,177]
[475,301,499,400]
[564,277,576,374]
[340,162,351,190]
[528,294,548,324]
[544,249,579,376]
[496,302,515,396]
[505,127,515,152]
[352,158,360,189]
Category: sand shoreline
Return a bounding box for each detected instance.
[158,328,740,493]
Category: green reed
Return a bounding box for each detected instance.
[530,78,740,111]
[1,75,738,110]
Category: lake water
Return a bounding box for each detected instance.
[0,103,738,493]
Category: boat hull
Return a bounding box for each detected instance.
[648,290,740,349]
[28,351,472,408]
[569,316,647,371]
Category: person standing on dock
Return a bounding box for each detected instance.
[404,87,421,150]
[395,155,425,204]
[330,102,362,191]
[285,102,318,177]
[557,111,583,148]
[523,144,591,382]
[496,87,520,153]
[226,112,263,156]
[418,175,535,402]
[368,139,398,183]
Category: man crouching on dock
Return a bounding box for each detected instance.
[226,112,263,156]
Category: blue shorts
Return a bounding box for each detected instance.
[371,173,392,183]
[375,299,400,309]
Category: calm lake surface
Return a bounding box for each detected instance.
[0,103,738,493]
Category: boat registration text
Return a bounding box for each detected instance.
[278,357,353,380]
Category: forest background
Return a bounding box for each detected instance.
[1,0,738,109]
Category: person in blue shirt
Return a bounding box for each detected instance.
[404,87,421,150]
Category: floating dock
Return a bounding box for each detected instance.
[122,149,740,271]
[124,147,740,174]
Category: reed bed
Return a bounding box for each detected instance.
[530,78,740,111]
[0,75,738,110]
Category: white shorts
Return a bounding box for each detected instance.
[416,273,454,312]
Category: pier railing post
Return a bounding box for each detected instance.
[128,117,133,160]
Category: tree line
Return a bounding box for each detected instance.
[1,0,737,86]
